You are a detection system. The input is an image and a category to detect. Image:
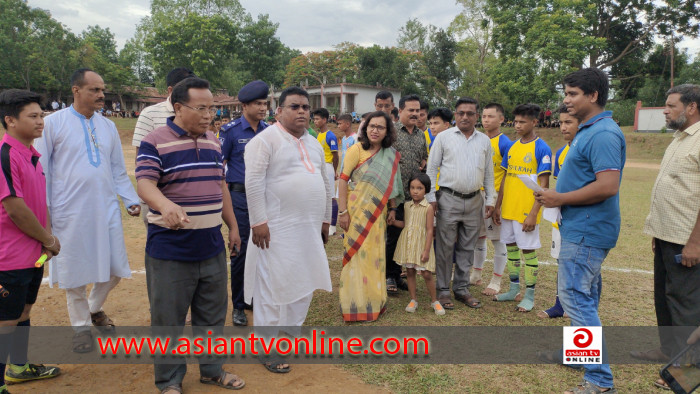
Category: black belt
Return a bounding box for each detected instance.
[439,187,478,199]
[228,183,245,193]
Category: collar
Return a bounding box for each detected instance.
[2,133,40,160]
[579,110,613,130]
[240,115,266,132]
[395,121,417,134]
[166,117,210,139]
[679,120,700,136]
[69,104,96,120]
[452,127,477,140]
[410,198,429,207]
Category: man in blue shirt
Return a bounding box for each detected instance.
[536,68,625,394]
[221,80,269,326]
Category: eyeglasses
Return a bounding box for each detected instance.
[280,104,311,111]
[181,104,217,115]
[455,111,478,117]
[367,124,387,132]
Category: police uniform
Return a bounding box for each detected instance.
[220,80,269,323]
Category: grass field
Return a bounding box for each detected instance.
[115,117,668,393]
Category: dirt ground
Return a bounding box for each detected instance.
[15,134,388,393]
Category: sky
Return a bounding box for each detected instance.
[28,0,700,58]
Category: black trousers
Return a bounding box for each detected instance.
[653,238,700,357]
[385,204,405,281]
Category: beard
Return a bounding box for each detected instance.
[667,111,687,130]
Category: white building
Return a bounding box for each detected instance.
[271,83,401,116]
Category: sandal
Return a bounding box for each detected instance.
[438,295,454,310]
[91,311,116,334]
[200,371,245,390]
[160,384,182,394]
[259,355,290,374]
[653,378,671,391]
[386,278,398,296]
[455,293,482,308]
[72,331,94,353]
[565,380,617,394]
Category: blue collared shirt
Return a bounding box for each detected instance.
[556,110,626,249]
[220,116,268,184]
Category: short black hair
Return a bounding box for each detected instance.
[563,68,609,107]
[357,111,396,150]
[170,77,211,107]
[375,90,394,102]
[0,89,43,129]
[279,86,309,107]
[420,100,430,111]
[557,104,569,115]
[361,112,371,120]
[70,68,95,87]
[399,94,420,110]
[391,107,399,118]
[337,114,352,123]
[667,84,700,108]
[313,108,329,120]
[455,97,479,110]
[409,173,431,193]
[428,107,453,123]
[166,67,196,88]
[483,103,505,116]
[513,103,541,120]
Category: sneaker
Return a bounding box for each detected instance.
[405,300,418,313]
[5,364,61,384]
[431,301,445,316]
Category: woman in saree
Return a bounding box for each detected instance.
[337,111,403,322]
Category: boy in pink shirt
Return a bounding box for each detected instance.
[0,89,61,391]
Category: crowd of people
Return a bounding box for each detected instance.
[0,64,698,394]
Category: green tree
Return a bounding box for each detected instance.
[283,45,360,88]
[396,18,430,52]
[239,14,300,87]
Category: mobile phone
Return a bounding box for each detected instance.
[660,342,700,394]
[675,254,683,264]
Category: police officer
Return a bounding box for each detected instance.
[221,80,270,326]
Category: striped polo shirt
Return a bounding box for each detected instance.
[135,117,225,261]
[132,99,174,148]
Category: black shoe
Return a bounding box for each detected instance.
[244,303,253,311]
[233,309,248,326]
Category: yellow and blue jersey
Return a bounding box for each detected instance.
[491,133,513,192]
[424,129,434,153]
[317,130,338,164]
[500,137,552,223]
[553,144,569,179]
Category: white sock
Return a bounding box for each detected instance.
[492,240,507,276]
[473,237,487,269]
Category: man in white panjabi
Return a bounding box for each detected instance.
[244,86,332,373]
[35,68,140,352]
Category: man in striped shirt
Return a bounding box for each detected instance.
[132,68,195,227]
[136,77,244,393]
[426,97,495,311]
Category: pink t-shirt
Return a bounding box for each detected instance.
[0,133,47,270]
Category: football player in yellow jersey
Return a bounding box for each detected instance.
[470,103,513,296]
[313,108,339,234]
[493,104,552,312]
[426,107,452,153]
[537,105,578,319]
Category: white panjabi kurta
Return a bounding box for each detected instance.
[244,123,333,307]
[34,106,139,289]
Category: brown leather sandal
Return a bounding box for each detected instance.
[91,311,116,333]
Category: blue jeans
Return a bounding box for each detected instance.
[557,239,614,389]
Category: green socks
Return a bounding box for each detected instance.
[523,251,539,288]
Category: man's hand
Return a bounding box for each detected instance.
[42,235,61,256]
[680,241,700,267]
[387,210,396,226]
[687,326,700,345]
[492,207,501,226]
[127,205,141,217]
[228,228,241,257]
[41,247,54,262]
[321,223,330,244]
[252,223,271,249]
[485,205,494,219]
[338,213,350,232]
[534,189,563,208]
[160,201,190,230]
[522,214,536,232]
